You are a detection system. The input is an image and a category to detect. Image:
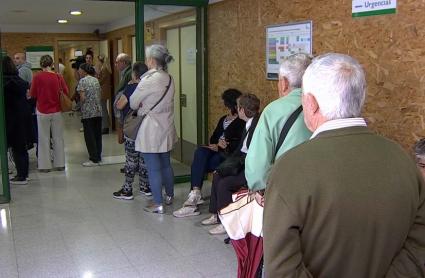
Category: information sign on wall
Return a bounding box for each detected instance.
[266,21,312,80]
[352,0,397,17]
[25,46,54,70]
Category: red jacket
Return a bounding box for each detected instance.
[30,71,69,114]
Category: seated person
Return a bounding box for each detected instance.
[201,93,261,235]
[414,138,425,179]
[173,89,245,218]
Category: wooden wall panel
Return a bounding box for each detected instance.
[1,33,99,57]
[208,0,425,150]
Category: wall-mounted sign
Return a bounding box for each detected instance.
[266,21,312,80]
[352,0,397,17]
[25,46,54,70]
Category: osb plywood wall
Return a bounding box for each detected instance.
[208,0,425,150]
[1,33,99,57]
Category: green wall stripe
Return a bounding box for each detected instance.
[352,8,396,17]
[25,46,54,52]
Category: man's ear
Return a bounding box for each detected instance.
[278,77,289,96]
[303,93,319,114]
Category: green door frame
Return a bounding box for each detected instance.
[0,50,11,203]
[135,0,209,183]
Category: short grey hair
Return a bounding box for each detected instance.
[279,53,312,88]
[302,53,366,120]
[145,44,173,70]
[116,53,132,66]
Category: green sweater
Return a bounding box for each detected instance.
[116,65,132,94]
[245,88,311,191]
[264,126,425,278]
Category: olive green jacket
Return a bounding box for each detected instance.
[264,126,425,278]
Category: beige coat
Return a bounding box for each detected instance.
[97,66,112,101]
[130,69,177,153]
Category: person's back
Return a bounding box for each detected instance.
[31,71,68,114]
[266,126,425,277]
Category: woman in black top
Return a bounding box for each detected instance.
[173,89,245,218]
[3,56,34,184]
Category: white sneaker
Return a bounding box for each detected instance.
[201,214,218,226]
[209,224,227,235]
[173,206,201,218]
[82,161,99,167]
[183,190,204,207]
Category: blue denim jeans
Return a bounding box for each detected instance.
[190,147,224,190]
[142,152,174,205]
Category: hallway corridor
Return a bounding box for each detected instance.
[0,114,236,278]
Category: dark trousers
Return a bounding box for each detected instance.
[191,147,224,190]
[82,117,102,163]
[12,147,29,178]
[209,171,247,214]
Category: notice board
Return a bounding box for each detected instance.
[25,46,54,70]
[266,21,312,80]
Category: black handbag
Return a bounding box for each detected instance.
[123,74,171,140]
[216,155,245,177]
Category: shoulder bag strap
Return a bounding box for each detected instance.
[147,74,172,113]
[274,105,303,158]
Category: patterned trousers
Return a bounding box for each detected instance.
[122,137,150,192]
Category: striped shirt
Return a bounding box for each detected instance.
[311,118,367,139]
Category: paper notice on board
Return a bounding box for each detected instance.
[352,0,397,17]
[186,48,196,64]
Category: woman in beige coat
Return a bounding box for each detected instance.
[130,44,177,213]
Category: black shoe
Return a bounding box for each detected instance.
[113,189,134,200]
[140,187,152,196]
[102,128,109,135]
[120,167,125,174]
[10,176,28,185]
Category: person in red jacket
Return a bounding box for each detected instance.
[30,55,69,172]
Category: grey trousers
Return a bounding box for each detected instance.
[101,100,110,129]
[37,112,65,170]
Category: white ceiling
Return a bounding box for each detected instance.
[0,0,223,33]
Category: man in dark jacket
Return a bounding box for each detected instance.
[264,53,425,277]
[3,56,34,184]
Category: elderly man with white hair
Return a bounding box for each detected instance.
[245,53,312,191]
[264,53,425,277]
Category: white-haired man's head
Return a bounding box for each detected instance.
[278,53,312,97]
[301,53,366,132]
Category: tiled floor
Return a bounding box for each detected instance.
[0,114,237,278]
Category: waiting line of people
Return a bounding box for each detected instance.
[3,46,424,277]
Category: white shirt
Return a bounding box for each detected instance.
[311,118,367,139]
[241,117,254,153]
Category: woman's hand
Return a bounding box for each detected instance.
[206,144,219,152]
[116,95,128,110]
[218,138,228,150]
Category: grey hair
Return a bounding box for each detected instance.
[414,138,425,158]
[116,53,132,66]
[145,44,173,70]
[302,53,366,120]
[279,53,312,88]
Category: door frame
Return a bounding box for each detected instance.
[134,1,209,183]
[0,49,10,203]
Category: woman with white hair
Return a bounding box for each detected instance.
[130,44,177,214]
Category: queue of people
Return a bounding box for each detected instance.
[2,46,424,277]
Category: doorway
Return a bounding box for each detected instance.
[166,24,198,166]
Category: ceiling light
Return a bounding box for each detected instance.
[57,19,68,24]
[70,10,83,16]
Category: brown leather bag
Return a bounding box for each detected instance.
[57,74,72,112]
